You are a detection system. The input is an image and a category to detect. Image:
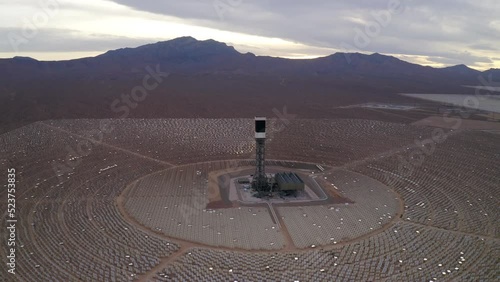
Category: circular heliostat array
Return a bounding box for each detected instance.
[123,161,402,250]
[1,119,498,281]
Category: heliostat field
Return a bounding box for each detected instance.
[0,118,498,281]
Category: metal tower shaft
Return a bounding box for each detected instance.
[253,117,269,192]
[254,138,267,191]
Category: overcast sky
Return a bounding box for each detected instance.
[1,0,499,70]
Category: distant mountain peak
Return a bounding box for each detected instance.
[171,36,197,42]
[98,36,240,62]
[13,56,38,61]
[442,64,479,75]
[444,63,472,69]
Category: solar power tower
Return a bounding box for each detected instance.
[253,117,269,191]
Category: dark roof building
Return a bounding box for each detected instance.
[275,172,305,191]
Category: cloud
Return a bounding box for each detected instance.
[0,28,156,53]
[0,0,498,69]
[426,54,492,66]
[468,43,498,51]
[105,0,500,69]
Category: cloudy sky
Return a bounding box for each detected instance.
[1,0,499,70]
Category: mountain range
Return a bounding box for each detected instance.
[2,36,497,81]
[0,36,498,132]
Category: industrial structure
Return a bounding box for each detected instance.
[275,172,305,194]
[252,117,269,192]
[251,117,305,195]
